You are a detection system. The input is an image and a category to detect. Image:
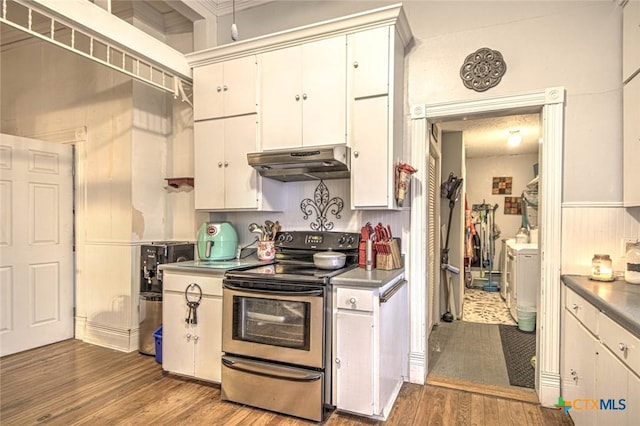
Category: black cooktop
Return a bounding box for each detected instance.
[225,231,360,284]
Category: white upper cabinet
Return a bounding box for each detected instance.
[348,26,391,98]
[623,0,640,83]
[193,56,257,121]
[623,0,640,207]
[261,36,347,151]
[348,26,408,210]
[194,116,282,211]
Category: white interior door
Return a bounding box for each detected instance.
[0,134,74,356]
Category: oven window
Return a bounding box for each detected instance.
[232,296,311,350]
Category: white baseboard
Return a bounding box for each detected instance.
[538,370,561,407]
[83,321,139,353]
[409,351,426,385]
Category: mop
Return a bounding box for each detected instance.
[440,172,463,322]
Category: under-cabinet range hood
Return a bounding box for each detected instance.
[247,145,350,182]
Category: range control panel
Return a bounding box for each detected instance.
[275,231,360,250]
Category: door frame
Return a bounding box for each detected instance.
[407,88,565,407]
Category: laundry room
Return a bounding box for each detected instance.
[428,112,542,391]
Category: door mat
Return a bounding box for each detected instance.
[462,288,516,326]
[498,324,535,389]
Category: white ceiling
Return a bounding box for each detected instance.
[438,113,540,158]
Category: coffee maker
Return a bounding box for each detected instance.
[139,242,194,355]
[196,222,239,261]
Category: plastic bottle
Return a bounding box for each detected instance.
[625,242,640,284]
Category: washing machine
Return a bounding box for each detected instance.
[505,240,539,321]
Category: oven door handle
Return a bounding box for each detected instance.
[223,283,324,297]
[222,357,322,382]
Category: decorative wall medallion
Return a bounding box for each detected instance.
[300,180,344,231]
[460,48,506,92]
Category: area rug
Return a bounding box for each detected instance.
[498,324,535,389]
[462,288,516,326]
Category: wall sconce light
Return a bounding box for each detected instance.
[591,254,614,281]
[507,130,522,147]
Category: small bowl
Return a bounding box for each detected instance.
[313,251,346,270]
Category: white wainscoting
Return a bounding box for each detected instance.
[561,205,640,276]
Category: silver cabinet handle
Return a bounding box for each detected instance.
[572,303,579,311]
[186,333,192,340]
[295,94,300,101]
[218,162,223,167]
[354,151,359,158]
[349,297,357,304]
[335,358,341,365]
[570,369,577,376]
[217,86,222,92]
[302,93,308,100]
[619,343,627,352]
[353,61,359,68]
[223,85,228,91]
[194,335,199,342]
[224,161,229,167]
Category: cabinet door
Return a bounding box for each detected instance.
[623,76,640,207]
[627,371,640,426]
[162,291,195,377]
[223,115,259,209]
[194,120,225,210]
[562,312,597,426]
[623,0,640,83]
[596,347,629,425]
[261,46,303,150]
[193,296,223,382]
[336,311,374,415]
[223,56,257,117]
[351,95,390,208]
[301,36,346,147]
[193,63,224,121]
[348,26,390,98]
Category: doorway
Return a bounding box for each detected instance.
[427,113,541,392]
[408,88,565,406]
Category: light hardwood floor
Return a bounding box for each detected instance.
[0,340,573,425]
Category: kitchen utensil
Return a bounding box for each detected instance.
[248,223,265,241]
[265,220,275,240]
[313,251,346,270]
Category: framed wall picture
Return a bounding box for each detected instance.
[492,176,513,194]
[504,196,522,215]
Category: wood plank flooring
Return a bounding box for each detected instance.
[0,340,573,425]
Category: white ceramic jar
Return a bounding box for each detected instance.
[625,242,640,284]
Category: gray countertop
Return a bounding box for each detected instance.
[562,275,640,338]
[159,256,270,276]
[331,266,405,288]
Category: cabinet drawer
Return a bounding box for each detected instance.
[599,313,640,375]
[163,272,223,296]
[336,287,374,312]
[565,287,598,334]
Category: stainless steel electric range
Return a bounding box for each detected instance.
[221,230,360,422]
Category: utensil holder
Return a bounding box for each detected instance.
[257,240,275,261]
[359,240,376,268]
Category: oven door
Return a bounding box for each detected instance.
[222,282,324,368]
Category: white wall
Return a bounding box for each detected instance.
[466,152,539,262]
[220,0,637,277]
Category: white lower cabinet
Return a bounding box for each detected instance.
[162,271,223,383]
[562,285,640,426]
[333,277,408,420]
[561,312,597,426]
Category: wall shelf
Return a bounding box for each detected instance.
[165,177,194,188]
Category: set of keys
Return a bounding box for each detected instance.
[184,283,202,325]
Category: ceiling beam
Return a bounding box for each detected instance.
[25,0,191,79]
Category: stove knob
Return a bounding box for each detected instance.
[277,233,286,243]
[338,235,347,245]
[285,233,294,243]
[347,236,355,245]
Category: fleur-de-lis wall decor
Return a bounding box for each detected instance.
[300,180,344,231]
